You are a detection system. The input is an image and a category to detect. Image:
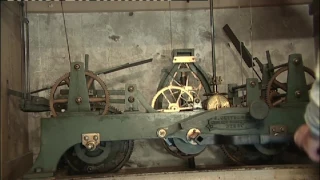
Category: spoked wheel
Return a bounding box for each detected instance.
[64,141,134,174]
[49,71,110,117]
[151,86,194,112]
[156,63,212,109]
[266,66,315,107]
[221,145,274,165]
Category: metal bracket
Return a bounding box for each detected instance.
[125,84,139,111]
[173,56,196,63]
[246,78,260,106]
[269,125,287,136]
[286,54,309,102]
[82,133,100,151]
[68,62,91,112]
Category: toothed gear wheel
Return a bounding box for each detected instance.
[49,71,110,117]
[266,66,315,108]
[108,106,122,114]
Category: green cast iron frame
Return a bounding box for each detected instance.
[24,54,310,178]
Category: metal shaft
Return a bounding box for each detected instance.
[210,0,217,93]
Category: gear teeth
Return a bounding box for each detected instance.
[108,106,122,114]
[49,71,111,116]
[220,145,245,165]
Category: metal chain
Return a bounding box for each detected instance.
[61,2,72,64]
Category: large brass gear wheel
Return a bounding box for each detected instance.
[266,66,315,107]
[49,71,110,117]
[151,86,194,112]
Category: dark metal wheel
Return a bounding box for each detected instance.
[221,145,274,165]
[64,140,134,174]
[162,138,205,159]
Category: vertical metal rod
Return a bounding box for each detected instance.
[169,0,173,51]
[20,2,30,99]
[61,2,72,64]
[25,3,30,98]
[85,54,89,71]
[210,0,217,93]
[20,2,26,98]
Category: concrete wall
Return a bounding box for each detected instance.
[28,5,316,168]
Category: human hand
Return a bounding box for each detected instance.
[294,124,320,162]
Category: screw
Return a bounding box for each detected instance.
[74,64,81,70]
[86,143,94,150]
[272,128,276,132]
[84,136,89,140]
[157,129,167,138]
[75,96,82,104]
[250,81,256,87]
[280,127,285,132]
[93,135,98,141]
[295,90,301,98]
[293,58,300,65]
[128,96,135,103]
[195,98,200,103]
[87,166,93,172]
[128,86,134,92]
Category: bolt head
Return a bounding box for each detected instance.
[75,96,82,104]
[93,135,98,140]
[295,90,301,98]
[74,64,81,70]
[157,129,167,138]
[272,128,276,132]
[128,86,134,92]
[128,96,135,103]
[250,81,256,87]
[293,58,300,65]
[280,127,284,132]
[84,136,89,140]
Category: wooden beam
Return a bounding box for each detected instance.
[27,0,312,13]
[3,152,33,180]
[1,2,31,180]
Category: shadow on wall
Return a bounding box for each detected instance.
[218,5,313,41]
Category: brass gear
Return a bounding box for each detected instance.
[49,71,110,117]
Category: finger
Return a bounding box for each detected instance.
[294,124,309,147]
